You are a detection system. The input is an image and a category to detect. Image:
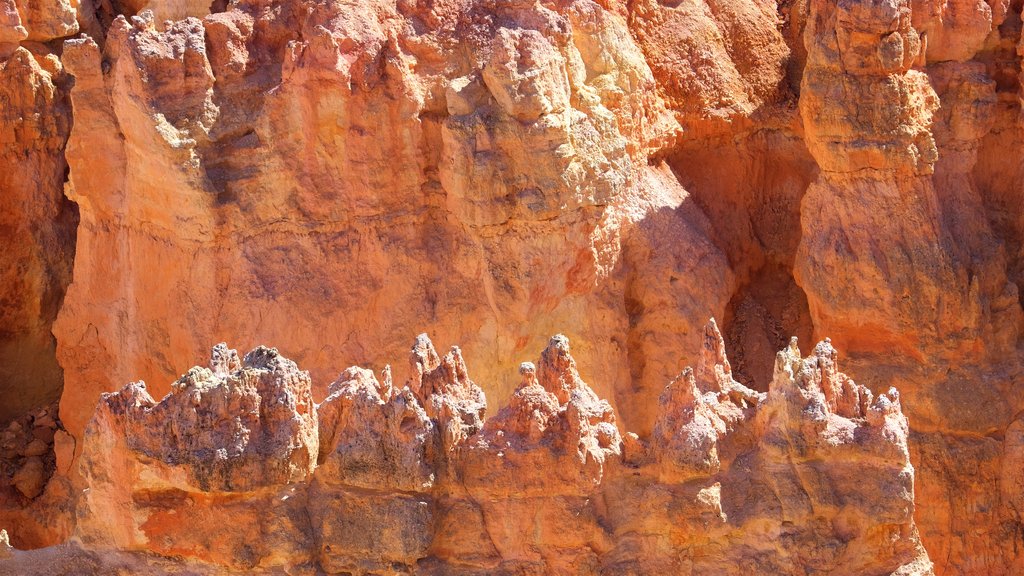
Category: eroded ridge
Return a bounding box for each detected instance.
[4,322,931,575]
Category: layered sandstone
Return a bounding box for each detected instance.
[0,0,1022,573]
[2,328,932,574]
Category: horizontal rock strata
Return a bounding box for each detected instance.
[0,0,1022,572]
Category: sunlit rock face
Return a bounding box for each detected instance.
[0,0,1022,573]
[3,330,932,574]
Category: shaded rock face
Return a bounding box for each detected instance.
[0,0,1021,573]
[0,45,77,425]
[4,330,932,575]
[0,404,61,501]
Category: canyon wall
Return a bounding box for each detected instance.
[5,329,934,574]
[0,0,1021,573]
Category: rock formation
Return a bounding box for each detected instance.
[0,0,1022,573]
[0,43,76,425]
[2,328,933,574]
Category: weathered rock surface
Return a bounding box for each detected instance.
[2,329,932,574]
[0,45,76,425]
[0,405,61,500]
[794,0,1024,571]
[72,343,319,569]
[0,0,1022,572]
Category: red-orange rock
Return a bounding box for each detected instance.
[795,0,1024,572]
[0,330,930,573]
[1,0,1023,573]
[72,344,318,570]
[0,46,75,425]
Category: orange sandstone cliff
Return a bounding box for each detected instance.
[0,0,1021,573]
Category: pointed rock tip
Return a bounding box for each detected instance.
[812,338,837,358]
[243,345,282,368]
[410,333,440,370]
[705,317,724,338]
[541,334,575,370]
[411,334,440,358]
[547,334,570,350]
[130,9,155,29]
[698,317,731,380]
[210,342,240,375]
[518,361,538,387]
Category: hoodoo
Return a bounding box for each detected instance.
[1,0,1023,573]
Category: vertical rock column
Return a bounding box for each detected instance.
[56,15,218,460]
[797,0,948,358]
[798,0,1024,572]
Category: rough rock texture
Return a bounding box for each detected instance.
[71,343,319,569]
[2,330,932,574]
[0,45,76,424]
[50,0,726,457]
[0,0,1023,572]
[795,0,1024,572]
[0,405,61,500]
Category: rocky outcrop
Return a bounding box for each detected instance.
[1,0,1024,572]
[1,327,932,574]
[71,344,318,568]
[794,0,1024,571]
[607,321,930,574]
[82,344,318,493]
[49,0,735,459]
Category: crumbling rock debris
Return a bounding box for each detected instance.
[0,529,10,559]
[0,405,61,500]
